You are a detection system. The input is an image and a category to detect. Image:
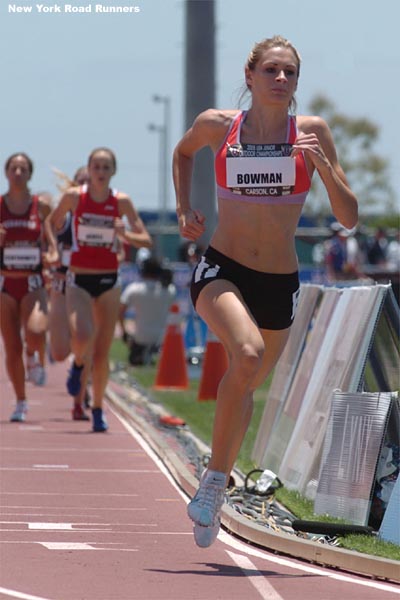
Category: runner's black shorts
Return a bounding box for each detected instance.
[190,246,300,330]
[66,271,120,299]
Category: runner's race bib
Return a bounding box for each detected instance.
[226,143,296,196]
[3,245,40,269]
[77,224,114,246]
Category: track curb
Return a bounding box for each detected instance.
[105,380,400,583]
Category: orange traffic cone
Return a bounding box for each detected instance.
[198,331,228,401]
[153,303,189,390]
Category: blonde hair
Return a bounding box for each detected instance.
[52,166,89,193]
[239,35,301,113]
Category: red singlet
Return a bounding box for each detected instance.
[70,186,119,270]
[215,111,311,205]
[0,195,43,273]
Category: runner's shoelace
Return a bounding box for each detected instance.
[194,481,225,524]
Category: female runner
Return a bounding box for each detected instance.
[173,35,358,547]
[46,166,92,420]
[47,148,152,431]
[1,153,52,421]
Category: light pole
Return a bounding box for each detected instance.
[147,121,165,226]
[150,94,171,226]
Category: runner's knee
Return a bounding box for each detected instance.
[231,341,264,381]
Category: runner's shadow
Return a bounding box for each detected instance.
[147,563,319,578]
[0,419,43,426]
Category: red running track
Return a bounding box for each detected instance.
[0,350,399,600]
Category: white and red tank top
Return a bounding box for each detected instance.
[0,194,43,273]
[70,186,119,270]
[215,111,311,205]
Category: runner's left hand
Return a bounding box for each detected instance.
[291,132,331,172]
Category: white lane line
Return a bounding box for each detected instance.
[110,405,400,596]
[219,533,400,595]
[0,468,159,473]
[18,426,44,431]
[1,492,139,496]
[110,406,190,500]
[0,531,191,536]
[1,447,143,453]
[0,504,148,516]
[227,551,284,599]
[0,587,53,600]
[0,529,115,534]
[32,464,69,469]
[28,523,73,530]
[0,534,191,548]
[40,542,95,550]
[25,522,155,529]
[1,520,154,526]
[38,542,138,552]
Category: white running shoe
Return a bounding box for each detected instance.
[27,353,46,386]
[193,520,221,548]
[187,469,226,528]
[10,401,28,422]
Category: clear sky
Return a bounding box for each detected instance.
[1,0,398,213]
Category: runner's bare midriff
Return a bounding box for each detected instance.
[210,197,301,273]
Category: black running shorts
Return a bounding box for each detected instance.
[66,272,120,299]
[190,246,300,330]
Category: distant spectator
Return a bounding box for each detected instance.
[386,231,400,305]
[119,257,177,365]
[353,227,369,266]
[179,240,203,267]
[135,246,151,269]
[366,227,389,266]
[386,232,400,271]
[325,222,360,281]
[311,240,325,267]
